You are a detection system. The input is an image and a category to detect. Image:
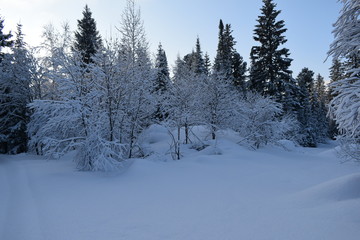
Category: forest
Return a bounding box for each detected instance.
[0,0,359,171]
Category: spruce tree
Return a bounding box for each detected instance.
[312,74,329,142]
[182,37,207,76]
[0,16,13,60]
[249,0,293,103]
[154,43,170,93]
[328,59,345,137]
[74,5,102,64]
[193,37,206,75]
[296,68,316,147]
[0,24,32,153]
[213,19,247,89]
[204,52,211,76]
[153,43,170,121]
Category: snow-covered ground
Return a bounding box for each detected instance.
[1,126,360,240]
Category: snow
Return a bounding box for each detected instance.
[1,130,360,240]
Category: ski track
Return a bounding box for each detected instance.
[0,157,44,240]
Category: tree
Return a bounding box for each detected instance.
[312,74,329,142]
[213,20,247,89]
[0,16,12,55]
[328,59,345,137]
[0,24,32,153]
[296,68,316,147]
[204,52,211,76]
[153,43,170,121]
[249,0,293,104]
[74,5,102,64]
[328,0,360,161]
[117,0,155,158]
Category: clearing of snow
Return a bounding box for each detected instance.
[1,127,360,240]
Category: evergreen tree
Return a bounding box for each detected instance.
[312,74,329,142]
[328,0,360,161]
[328,59,345,137]
[0,16,13,60]
[213,19,247,89]
[183,37,206,75]
[204,52,211,76]
[232,51,247,92]
[296,68,316,147]
[329,59,345,87]
[0,24,32,153]
[153,43,170,121]
[154,43,170,93]
[249,0,293,104]
[74,5,102,64]
[193,37,206,75]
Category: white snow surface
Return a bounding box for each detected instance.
[1,127,360,240]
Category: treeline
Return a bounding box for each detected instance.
[0,0,351,170]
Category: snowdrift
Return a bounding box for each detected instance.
[298,173,360,202]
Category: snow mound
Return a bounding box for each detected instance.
[298,173,360,202]
[139,124,170,144]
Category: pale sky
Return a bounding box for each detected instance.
[0,0,341,80]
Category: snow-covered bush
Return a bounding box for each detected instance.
[234,92,296,149]
[76,131,127,171]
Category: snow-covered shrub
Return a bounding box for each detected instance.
[27,100,86,157]
[76,132,127,171]
[234,92,296,149]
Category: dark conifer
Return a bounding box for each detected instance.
[0,24,31,153]
[296,68,316,147]
[214,19,247,89]
[249,0,292,103]
[74,5,102,64]
[0,16,13,60]
[154,43,170,93]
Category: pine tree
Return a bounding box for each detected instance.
[74,5,102,64]
[249,0,293,103]
[0,24,32,153]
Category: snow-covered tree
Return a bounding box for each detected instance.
[234,92,296,149]
[165,56,201,146]
[328,0,360,161]
[0,16,12,60]
[153,43,170,121]
[312,74,329,142]
[0,24,32,154]
[28,25,126,171]
[115,0,155,158]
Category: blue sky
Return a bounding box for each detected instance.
[0,0,341,80]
